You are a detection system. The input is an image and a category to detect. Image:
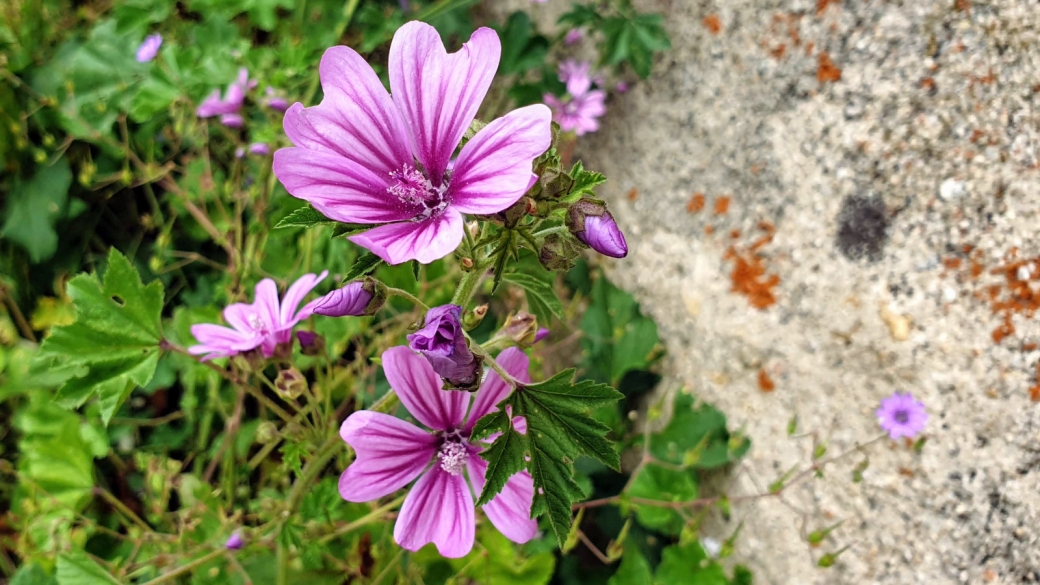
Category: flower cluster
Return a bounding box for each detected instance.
[544,60,607,136]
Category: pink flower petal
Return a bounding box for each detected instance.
[381,346,469,432]
[348,209,464,265]
[278,271,328,326]
[449,105,552,215]
[188,324,260,359]
[465,347,531,432]
[273,146,420,224]
[252,279,281,333]
[338,411,437,502]
[394,465,476,558]
[389,22,500,183]
[282,46,413,176]
[467,456,537,544]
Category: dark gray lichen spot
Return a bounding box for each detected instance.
[836,193,888,262]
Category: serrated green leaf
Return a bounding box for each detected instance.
[342,252,385,282]
[11,563,57,585]
[503,272,563,325]
[504,370,622,545]
[568,161,607,199]
[56,552,119,585]
[31,249,163,425]
[475,424,525,506]
[580,273,659,383]
[1,157,73,263]
[655,541,730,585]
[274,205,337,229]
[601,13,671,79]
[495,11,550,76]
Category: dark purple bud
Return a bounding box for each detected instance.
[566,199,628,258]
[534,328,550,343]
[312,278,384,317]
[225,531,244,550]
[296,330,325,356]
[407,304,481,389]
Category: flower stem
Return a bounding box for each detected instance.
[387,287,428,310]
[140,548,225,585]
[318,495,405,544]
[451,267,483,308]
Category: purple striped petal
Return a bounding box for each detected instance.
[278,271,328,326]
[273,146,419,224]
[467,456,537,544]
[465,347,531,432]
[388,22,500,183]
[348,209,463,265]
[394,465,476,558]
[449,104,551,215]
[382,346,469,432]
[188,324,260,359]
[338,411,437,502]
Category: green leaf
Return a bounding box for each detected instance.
[129,75,180,122]
[601,13,671,79]
[444,525,556,585]
[31,249,163,425]
[1,157,73,263]
[649,393,750,469]
[495,12,550,76]
[503,370,622,545]
[626,464,699,535]
[568,161,607,199]
[502,272,563,325]
[579,273,659,383]
[608,546,653,585]
[655,541,729,585]
[11,563,57,585]
[56,552,119,585]
[342,251,385,282]
[474,415,525,506]
[274,205,338,229]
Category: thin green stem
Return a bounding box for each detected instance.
[318,495,405,544]
[532,225,568,238]
[139,548,225,585]
[386,287,428,310]
[451,267,484,308]
[94,487,152,532]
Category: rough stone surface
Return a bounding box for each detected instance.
[513,0,1040,583]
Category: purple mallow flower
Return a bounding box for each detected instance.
[558,59,592,97]
[565,28,583,45]
[189,272,328,360]
[312,279,382,317]
[225,531,244,550]
[543,91,606,136]
[136,34,162,63]
[567,199,628,258]
[197,68,256,126]
[876,393,927,439]
[615,81,629,93]
[273,22,552,265]
[407,304,480,388]
[248,142,270,156]
[339,346,536,557]
[264,86,289,112]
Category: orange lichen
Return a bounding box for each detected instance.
[757,369,775,392]
[817,53,842,83]
[816,0,840,15]
[725,236,780,310]
[730,229,741,239]
[702,14,722,35]
[627,188,639,201]
[687,192,706,213]
[704,225,715,235]
[921,77,936,90]
[770,44,787,60]
[713,196,731,215]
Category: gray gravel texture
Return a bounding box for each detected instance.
[508,0,1040,583]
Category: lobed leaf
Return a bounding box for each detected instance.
[502,271,563,324]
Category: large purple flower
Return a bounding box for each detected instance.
[189,272,328,360]
[274,22,552,265]
[339,346,537,557]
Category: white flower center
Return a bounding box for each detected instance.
[387,164,450,222]
[247,313,268,334]
[438,440,468,476]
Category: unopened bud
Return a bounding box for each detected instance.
[225,531,245,550]
[312,277,385,317]
[538,233,582,272]
[232,348,266,372]
[566,198,629,258]
[32,149,46,163]
[255,421,278,444]
[460,257,474,270]
[467,221,480,239]
[274,367,307,399]
[498,311,538,346]
[462,304,488,331]
[296,330,325,356]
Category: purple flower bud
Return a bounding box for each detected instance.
[136,34,162,63]
[566,199,629,258]
[296,330,318,347]
[264,86,289,112]
[615,81,629,93]
[534,328,550,343]
[407,304,481,388]
[225,531,244,550]
[234,146,245,159]
[565,28,583,45]
[312,279,384,317]
[248,142,270,156]
[296,330,326,356]
[221,113,244,128]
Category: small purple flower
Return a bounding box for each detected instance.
[567,199,628,258]
[407,304,480,388]
[876,393,927,439]
[558,59,592,97]
[234,146,246,159]
[543,90,606,136]
[248,142,270,156]
[339,346,536,557]
[615,81,629,93]
[534,328,550,343]
[225,531,244,550]
[136,34,162,63]
[312,279,382,317]
[189,272,328,360]
[220,113,244,128]
[197,68,255,119]
[274,23,552,265]
[264,86,289,112]
[565,28,583,45]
